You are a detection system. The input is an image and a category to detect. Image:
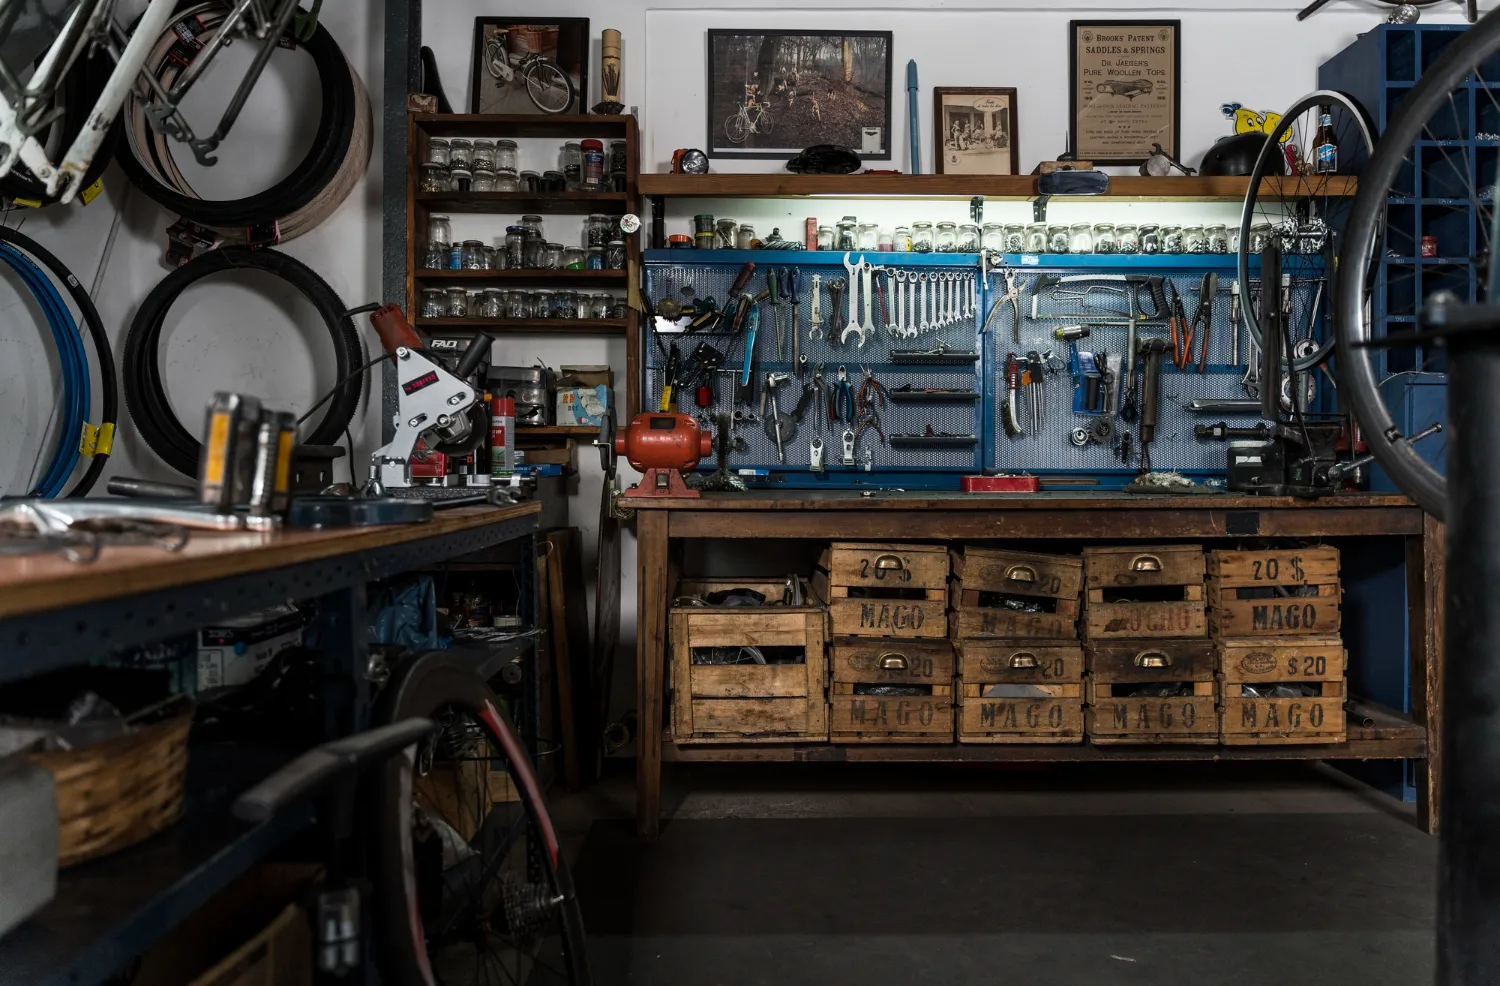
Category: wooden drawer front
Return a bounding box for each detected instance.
[684,698,828,743]
[676,577,810,606]
[957,641,1084,684]
[1206,547,1339,587]
[821,543,949,590]
[1084,595,1206,640]
[959,684,1083,743]
[950,591,1078,641]
[1084,545,1205,589]
[1207,583,1341,637]
[1220,678,1346,745]
[1217,637,1347,684]
[951,548,1083,601]
[1087,640,1215,682]
[831,638,954,685]
[690,664,807,699]
[827,596,947,639]
[1086,679,1218,745]
[830,683,954,741]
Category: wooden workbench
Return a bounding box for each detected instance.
[627,491,1440,837]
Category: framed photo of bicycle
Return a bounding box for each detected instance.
[469,18,588,115]
[1068,20,1181,165]
[933,88,1019,175]
[706,29,894,160]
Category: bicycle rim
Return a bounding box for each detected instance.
[756,108,773,134]
[1333,16,1500,520]
[375,655,590,986]
[725,113,748,143]
[526,65,572,114]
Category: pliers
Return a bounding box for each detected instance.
[1189,272,1217,374]
[856,364,888,412]
[853,405,885,449]
[1168,281,1194,370]
[829,364,855,423]
[982,267,1023,343]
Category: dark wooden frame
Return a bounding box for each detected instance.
[1067,19,1182,165]
[627,492,1440,838]
[932,87,1020,176]
[469,17,590,115]
[705,28,895,160]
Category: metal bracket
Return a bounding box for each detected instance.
[1033,194,1052,223]
[969,196,984,225]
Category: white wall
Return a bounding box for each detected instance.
[0,0,1483,680]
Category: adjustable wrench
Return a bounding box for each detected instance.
[808,273,825,340]
[840,252,863,345]
[918,273,931,335]
[857,260,876,346]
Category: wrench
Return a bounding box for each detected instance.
[827,279,845,345]
[840,252,863,345]
[809,273,824,340]
[947,273,959,324]
[889,270,903,337]
[963,273,974,319]
[857,260,876,346]
[918,273,931,335]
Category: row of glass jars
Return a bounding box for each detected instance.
[422,137,628,193]
[781,219,1275,255]
[421,287,625,320]
[423,213,625,270]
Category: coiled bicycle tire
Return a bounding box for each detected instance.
[122,246,361,477]
[0,45,121,208]
[0,224,117,496]
[115,2,369,239]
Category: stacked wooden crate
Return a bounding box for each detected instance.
[950,548,1085,743]
[814,543,954,742]
[1082,545,1216,745]
[1208,547,1347,745]
[668,578,828,743]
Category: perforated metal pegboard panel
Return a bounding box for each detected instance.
[983,257,1328,475]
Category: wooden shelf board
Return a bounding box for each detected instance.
[416,269,627,286]
[415,318,626,334]
[637,173,1358,202]
[416,191,629,214]
[413,113,634,138]
[519,425,600,435]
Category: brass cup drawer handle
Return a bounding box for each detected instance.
[1130,554,1163,573]
[878,653,909,670]
[1009,652,1039,669]
[1134,650,1171,668]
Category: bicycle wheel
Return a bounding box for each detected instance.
[525,62,575,114]
[1237,90,1375,373]
[725,112,749,143]
[375,653,590,986]
[755,106,775,135]
[1333,13,1500,520]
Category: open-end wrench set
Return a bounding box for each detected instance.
[643,250,1328,488]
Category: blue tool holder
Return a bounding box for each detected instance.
[644,249,1327,489]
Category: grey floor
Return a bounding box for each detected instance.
[552,761,1435,986]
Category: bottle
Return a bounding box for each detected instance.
[490,397,516,478]
[1314,105,1338,174]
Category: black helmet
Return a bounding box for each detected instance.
[1199,132,1271,177]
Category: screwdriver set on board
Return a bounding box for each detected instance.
[643,250,1328,490]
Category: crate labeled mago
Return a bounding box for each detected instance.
[1217,636,1347,745]
[956,640,1084,743]
[829,636,954,742]
[814,542,947,639]
[949,548,1082,640]
[669,578,828,744]
[1206,547,1341,637]
[1082,545,1206,640]
[1085,639,1217,745]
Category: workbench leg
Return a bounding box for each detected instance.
[1410,514,1445,835]
[636,510,669,838]
[311,585,370,738]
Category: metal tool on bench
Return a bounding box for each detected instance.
[615,412,714,498]
[981,267,1023,342]
[1136,337,1169,472]
[785,267,802,366]
[763,371,793,462]
[809,273,825,341]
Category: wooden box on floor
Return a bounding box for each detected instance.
[1218,636,1348,745]
[1206,547,1342,637]
[1082,545,1206,640]
[948,548,1082,640]
[1085,639,1218,744]
[956,640,1084,743]
[669,579,828,744]
[829,637,954,742]
[814,543,947,639]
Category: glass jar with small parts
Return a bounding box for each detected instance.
[533,290,551,318]
[607,240,626,269]
[427,213,452,248]
[542,242,565,269]
[719,219,740,249]
[494,139,518,176]
[563,247,586,269]
[587,245,605,269]
[522,231,544,268]
[1160,225,1184,253]
[935,221,958,252]
[911,221,934,252]
[736,224,755,249]
[608,140,629,191]
[419,164,448,192]
[421,288,445,319]
[479,289,503,319]
[425,138,451,167]
[504,226,526,267]
[1024,224,1047,253]
[506,291,529,319]
[519,170,539,193]
[519,214,544,237]
[470,169,497,192]
[981,223,1004,252]
[1069,223,1094,254]
[1116,224,1140,254]
[1139,224,1161,254]
[584,214,609,248]
[1047,225,1070,253]
[471,139,496,172]
[1183,225,1207,253]
[445,287,468,317]
[590,293,612,319]
[1206,224,1229,254]
[1003,224,1026,252]
[484,245,500,269]
[857,223,879,251]
[461,239,486,270]
[1092,223,1117,254]
[957,223,981,252]
[1249,223,1273,253]
[562,141,583,191]
[448,138,473,170]
[835,217,857,251]
[421,241,446,270]
[449,167,472,192]
[892,226,912,252]
[552,290,577,319]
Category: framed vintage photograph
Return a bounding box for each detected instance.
[933,87,1019,175]
[1068,20,1180,165]
[470,18,588,115]
[706,30,893,160]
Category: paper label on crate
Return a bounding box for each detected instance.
[1021,255,1041,265]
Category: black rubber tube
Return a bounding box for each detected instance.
[122,246,361,477]
[0,224,116,495]
[114,2,355,228]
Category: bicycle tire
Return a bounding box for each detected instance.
[373,653,591,986]
[1236,89,1374,372]
[756,107,774,135]
[121,246,361,477]
[0,44,120,208]
[526,62,574,114]
[1332,11,1500,520]
[725,113,748,143]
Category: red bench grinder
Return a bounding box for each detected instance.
[614,413,712,497]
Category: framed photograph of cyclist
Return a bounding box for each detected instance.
[706,29,894,160]
[1068,20,1180,165]
[933,88,1020,175]
[469,18,588,115]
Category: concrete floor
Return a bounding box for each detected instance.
[553,761,1435,986]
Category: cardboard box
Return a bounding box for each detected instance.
[197,604,304,692]
[555,365,613,427]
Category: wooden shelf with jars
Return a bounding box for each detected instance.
[406,113,641,415]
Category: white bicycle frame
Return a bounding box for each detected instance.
[0,0,297,204]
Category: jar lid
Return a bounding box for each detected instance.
[695,214,714,221]
[667,234,692,244]
[566,140,582,148]
[581,138,604,151]
[429,213,449,221]
[521,214,543,221]
[506,225,527,233]
[428,137,449,145]
[472,138,494,146]
[463,239,484,245]
[610,239,626,246]
[496,138,518,147]
[450,137,473,146]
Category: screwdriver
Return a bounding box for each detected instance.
[659,343,681,411]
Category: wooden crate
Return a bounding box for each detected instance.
[814,545,947,639]
[1086,679,1219,745]
[959,683,1083,743]
[1087,639,1215,683]
[830,681,954,742]
[1082,544,1206,640]
[1217,636,1347,745]
[956,640,1085,684]
[1206,546,1339,586]
[948,590,1079,640]
[1207,582,1342,637]
[669,579,827,744]
[820,542,948,590]
[830,637,955,687]
[950,547,1084,600]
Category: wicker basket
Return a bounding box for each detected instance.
[25,711,192,867]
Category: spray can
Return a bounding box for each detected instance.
[490,396,515,477]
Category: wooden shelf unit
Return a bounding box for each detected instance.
[407,113,641,415]
[637,173,1358,201]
